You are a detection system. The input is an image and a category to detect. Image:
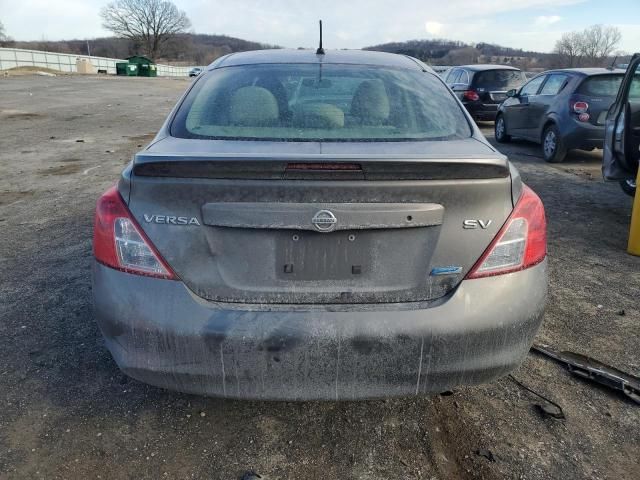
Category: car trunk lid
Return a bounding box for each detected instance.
[126,138,513,305]
[473,69,525,105]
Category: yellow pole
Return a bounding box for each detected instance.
[628,168,640,256]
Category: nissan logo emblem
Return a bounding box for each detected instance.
[312,210,337,232]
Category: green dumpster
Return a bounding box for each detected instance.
[140,63,158,77]
[116,62,138,76]
[126,56,157,77]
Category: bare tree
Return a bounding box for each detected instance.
[554,31,584,67]
[580,24,622,66]
[100,0,191,60]
[554,24,622,68]
[0,20,13,47]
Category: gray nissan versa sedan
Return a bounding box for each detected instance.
[92,49,547,400]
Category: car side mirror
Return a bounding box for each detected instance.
[506,89,518,98]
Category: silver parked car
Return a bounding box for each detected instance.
[92,49,548,400]
[603,54,640,197]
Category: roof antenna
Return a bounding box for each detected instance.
[316,20,325,55]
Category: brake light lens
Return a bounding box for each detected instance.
[578,112,590,122]
[570,100,590,122]
[463,90,480,101]
[93,186,176,279]
[571,100,589,114]
[286,163,362,171]
[466,185,546,279]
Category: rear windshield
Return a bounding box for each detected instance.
[171,64,471,142]
[473,70,526,90]
[577,74,624,96]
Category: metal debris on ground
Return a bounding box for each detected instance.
[532,344,640,405]
[535,403,566,420]
[509,374,566,420]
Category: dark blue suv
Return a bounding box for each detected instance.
[495,68,627,163]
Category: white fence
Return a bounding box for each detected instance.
[0,47,202,77]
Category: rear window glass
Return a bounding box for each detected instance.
[473,70,526,90]
[577,74,624,96]
[171,64,471,142]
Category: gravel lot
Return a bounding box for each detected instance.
[0,75,639,480]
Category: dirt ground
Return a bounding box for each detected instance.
[0,76,638,480]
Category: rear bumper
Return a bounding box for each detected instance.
[463,102,500,121]
[562,119,605,150]
[92,260,547,400]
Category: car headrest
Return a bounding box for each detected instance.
[229,86,279,126]
[350,80,390,124]
[292,103,345,129]
[255,78,290,119]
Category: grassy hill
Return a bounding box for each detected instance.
[2,34,626,70]
[3,33,278,65]
[364,39,556,69]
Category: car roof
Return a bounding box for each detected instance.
[543,67,626,76]
[455,64,521,72]
[212,49,428,71]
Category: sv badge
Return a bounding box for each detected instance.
[463,219,492,229]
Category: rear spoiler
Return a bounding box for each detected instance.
[133,153,510,181]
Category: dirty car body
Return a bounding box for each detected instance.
[603,54,640,196]
[92,49,548,400]
[497,68,629,163]
[445,65,527,121]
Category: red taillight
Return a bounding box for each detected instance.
[570,100,590,122]
[463,90,480,101]
[571,100,589,114]
[93,186,176,279]
[466,185,546,279]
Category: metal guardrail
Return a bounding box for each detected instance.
[0,47,203,77]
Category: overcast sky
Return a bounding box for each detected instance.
[1,0,640,53]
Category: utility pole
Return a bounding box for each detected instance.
[86,40,91,57]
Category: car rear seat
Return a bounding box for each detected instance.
[228,86,279,126]
[350,80,390,125]
[292,103,345,129]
